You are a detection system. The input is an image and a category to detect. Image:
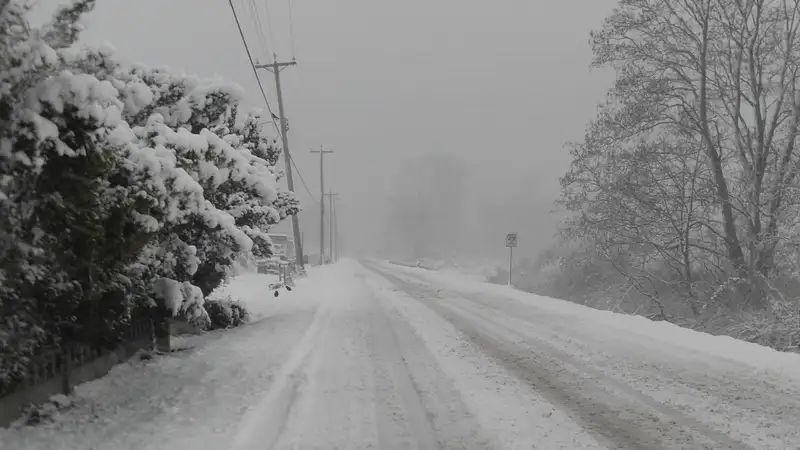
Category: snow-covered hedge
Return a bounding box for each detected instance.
[0,0,298,387]
[204,297,250,330]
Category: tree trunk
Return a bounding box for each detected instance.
[697,13,747,278]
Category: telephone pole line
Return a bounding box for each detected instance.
[324,190,339,263]
[310,146,333,265]
[254,57,305,272]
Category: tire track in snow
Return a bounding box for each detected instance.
[230,302,330,450]
[271,277,382,449]
[393,265,800,449]
[448,288,800,449]
[367,279,495,449]
[262,267,488,449]
[368,288,442,450]
[435,295,749,450]
[367,263,752,450]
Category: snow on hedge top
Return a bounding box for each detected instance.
[1,15,292,316]
[153,277,206,319]
[0,38,58,97]
[201,129,278,202]
[30,70,123,125]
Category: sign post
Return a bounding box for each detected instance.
[505,232,518,286]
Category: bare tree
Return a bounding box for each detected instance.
[578,0,800,308]
[562,134,719,316]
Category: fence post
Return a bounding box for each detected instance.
[60,345,72,395]
[151,307,171,353]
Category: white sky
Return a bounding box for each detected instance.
[34,0,617,261]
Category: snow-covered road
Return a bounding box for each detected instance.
[364,260,800,450]
[4,259,800,449]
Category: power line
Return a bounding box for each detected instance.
[288,152,317,203]
[226,0,282,139]
[262,0,277,60]
[247,0,270,62]
[230,0,304,204]
[287,0,297,58]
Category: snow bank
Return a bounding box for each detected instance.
[208,269,317,322]
[381,261,800,381]
[0,264,337,448]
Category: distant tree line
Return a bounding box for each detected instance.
[0,1,297,388]
[382,152,470,261]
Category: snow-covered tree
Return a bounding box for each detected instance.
[0,0,297,386]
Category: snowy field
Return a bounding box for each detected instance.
[3,260,800,449]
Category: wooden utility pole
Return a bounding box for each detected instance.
[254,57,305,272]
[324,190,339,262]
[311,146,333,265]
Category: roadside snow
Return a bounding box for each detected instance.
[9,259,797,449]
[379,260,800,386]
[0,267,324,450]
[371,261,800,448]
[208,271,307,322]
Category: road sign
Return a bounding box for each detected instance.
[505,233,518,248]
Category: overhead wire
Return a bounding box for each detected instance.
[262,0,277,59]
[289,152,317,203]
[228,0,316,202]
[287,0,297,58]
[226,0,281,139]
[246,0,270,62]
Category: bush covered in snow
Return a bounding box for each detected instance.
[18,394,75,426]
[204,297,250,330]
[0,0,297,388]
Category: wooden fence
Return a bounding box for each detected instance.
[0,315,153,426]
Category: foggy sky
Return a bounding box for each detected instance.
[34,0,617,262]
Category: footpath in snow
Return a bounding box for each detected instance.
[0,268,324,450]
[4,259,800,449]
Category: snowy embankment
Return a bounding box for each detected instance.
[380,260,800,383]
[0,268,323,450]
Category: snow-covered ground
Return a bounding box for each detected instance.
[0,269,323,450]
[207,271,302,322]
[388,258,499,282]
[3,259,800,449]
[370,260,800,449]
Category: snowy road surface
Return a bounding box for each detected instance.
[3,260,800,449]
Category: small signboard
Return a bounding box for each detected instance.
[505,233,518,248]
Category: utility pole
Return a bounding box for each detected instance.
[310,146,333,265]
[324,190,339,263]
[254,56,305,272]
